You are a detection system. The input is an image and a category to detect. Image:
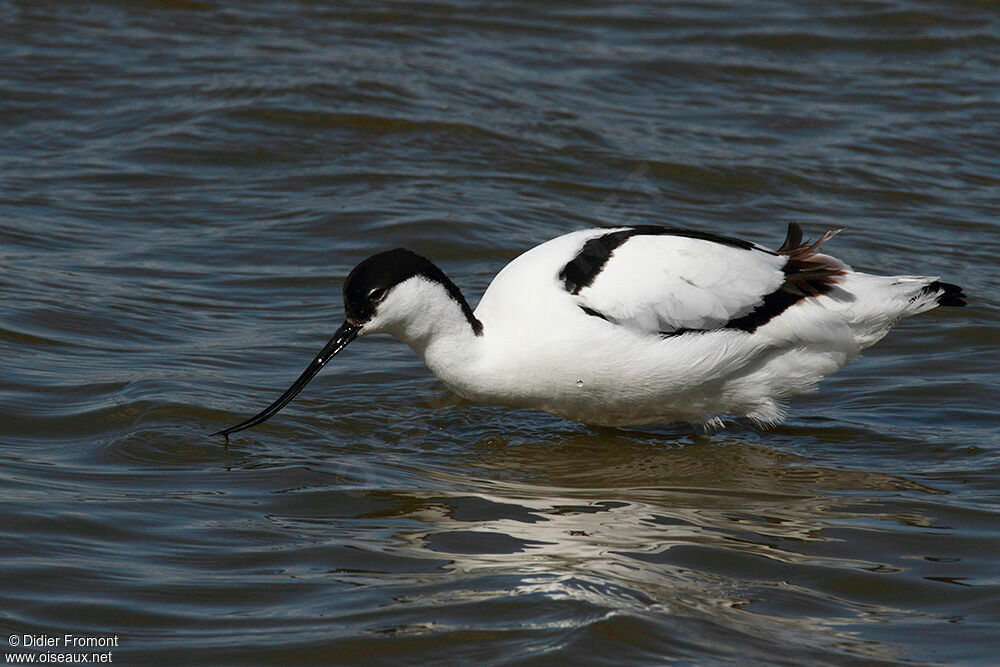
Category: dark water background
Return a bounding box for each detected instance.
[2,1,999,664]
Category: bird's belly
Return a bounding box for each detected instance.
[435,334,738,426]
[431,326,850,428]
[442,369,715,426]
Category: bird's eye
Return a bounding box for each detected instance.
[368,287,387,302]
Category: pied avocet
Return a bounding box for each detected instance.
[214,223,965,436]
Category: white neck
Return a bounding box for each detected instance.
[363,277,485,397]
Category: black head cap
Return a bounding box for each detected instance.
[343,248,483,335]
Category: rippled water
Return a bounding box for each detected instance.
[2,1,999,664]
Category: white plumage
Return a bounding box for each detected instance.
[215,223,965,438]
[564,232,786,332]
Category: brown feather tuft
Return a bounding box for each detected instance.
[775,223,846,299]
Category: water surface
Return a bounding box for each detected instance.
[2,1,999,664]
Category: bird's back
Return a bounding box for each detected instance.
[464,224,964,427]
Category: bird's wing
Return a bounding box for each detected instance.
[561,224,845,335]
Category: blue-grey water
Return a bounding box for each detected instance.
[2,1,999,664]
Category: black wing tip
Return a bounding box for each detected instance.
[926,280,967,307]
[777,223,841,259]
[778,223,803,253]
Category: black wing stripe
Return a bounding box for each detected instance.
[580,306,610,321]
[568,223,848,336]
[559,226,756,295]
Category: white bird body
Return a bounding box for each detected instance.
[367,226,961,428]
[215,224,965,438]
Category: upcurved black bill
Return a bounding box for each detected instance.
[212,321,360,438]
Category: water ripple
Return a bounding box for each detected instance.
[2,0,999,663]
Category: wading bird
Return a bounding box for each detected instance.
[214,223,965,437]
